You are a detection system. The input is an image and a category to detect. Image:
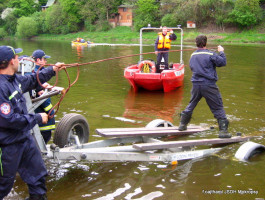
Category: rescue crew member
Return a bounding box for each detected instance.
[0,45,64,199]
[178,35,231,138]
[154,26,176,73]
[75,38,85,43]
[32,49,55,144]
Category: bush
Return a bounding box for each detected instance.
[45,4,66,34]
[95,20,112,32]
[31,11,46,34]
[60,25,70,34]
[161,14,177,27]
[226,0,262,28]
[0,28,7,39]
[3,12,17,35]
[16,16,38,38]
[84,20,96,32]
[133,0,160,31]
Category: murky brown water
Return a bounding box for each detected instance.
[2,40,265,200]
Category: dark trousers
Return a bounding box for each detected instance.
[156,51,169,72]
[41,131,52,144]
[183,84,226,119]
[0,136,47,199]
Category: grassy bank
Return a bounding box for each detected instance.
[25,26,265,45]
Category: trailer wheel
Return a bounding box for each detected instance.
[54,113,89,148]
[235,141,265,161]
[146,119,174,128]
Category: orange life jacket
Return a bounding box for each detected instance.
[157,32,171,49]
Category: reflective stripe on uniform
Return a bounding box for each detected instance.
[9,91,18,100]
[44,104,53,112]
[39,124,55,131]
[191,52,213,57]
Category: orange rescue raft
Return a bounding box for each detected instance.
[124,60,184,92]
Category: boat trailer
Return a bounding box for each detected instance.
[48,125,253,164]
[25,89,264,165]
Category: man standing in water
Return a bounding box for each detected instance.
[178,35,231,138]
[0,45,64,199]
[155,26,176,73]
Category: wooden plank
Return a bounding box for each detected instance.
[96,126,202,133]
[96,126,207,138]
[133,136,252,151]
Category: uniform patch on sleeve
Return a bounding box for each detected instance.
[1,103,11,115]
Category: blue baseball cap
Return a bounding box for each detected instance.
[32,49,51,60]
[0,46,23,63]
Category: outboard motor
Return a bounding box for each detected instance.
[18,57,35,75]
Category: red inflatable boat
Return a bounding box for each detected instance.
[124,60,184,92]
[124,26,185,92]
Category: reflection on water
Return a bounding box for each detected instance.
[72,45,85,62]
[4,40,265,200]
[124,87,183,123]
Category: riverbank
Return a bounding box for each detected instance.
[6,26,265,45]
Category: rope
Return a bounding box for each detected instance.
[46,48,207,69]
[35,47,218,118]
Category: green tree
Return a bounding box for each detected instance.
[77,0,97,31]
[58,0,80,32]
[45,4,66,34]
[0,27,7,39]
[226,0,263,27]
[161,14,177,27]
[77,0,97,24]
[159,0,202,27]
[8,0,38,17]
[214,0,234,30]
[134,0,160,31]
[77,0,121,31]
[160,0,235,29]
[30,11,46,34]
[16,16,38,38]
[38,0,48,6]
[3,12,17,35]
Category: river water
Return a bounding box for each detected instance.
[2,40,265,200]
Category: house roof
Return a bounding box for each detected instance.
[46,0,56,7]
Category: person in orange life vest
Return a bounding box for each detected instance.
[155,26,177,73]
[31,50,55,144]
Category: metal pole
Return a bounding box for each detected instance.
[140,28,143,61]
[180,27,183,64]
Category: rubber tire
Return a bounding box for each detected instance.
[145,119,174,128]
[54,113,89,148]
[235,141,265,161]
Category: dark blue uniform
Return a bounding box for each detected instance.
[34,65,55,144]
[0,67,55,199]
[183,49,227,119]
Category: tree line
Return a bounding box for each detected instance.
[0,0,264,38]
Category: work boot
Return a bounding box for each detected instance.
[25,194,47,200]
[178,112,192,131]
[218,119,232,138]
